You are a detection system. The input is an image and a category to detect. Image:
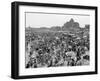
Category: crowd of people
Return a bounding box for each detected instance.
[25,30,90,68]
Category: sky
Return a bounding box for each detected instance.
[25,12,90,28]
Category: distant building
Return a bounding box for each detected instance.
[62,18,80,31]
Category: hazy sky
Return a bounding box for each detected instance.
[26,12,90,28]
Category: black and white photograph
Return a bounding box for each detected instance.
[11,1,97,79]
[25,12,90,68]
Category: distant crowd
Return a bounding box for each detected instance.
[25,31,90,68]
